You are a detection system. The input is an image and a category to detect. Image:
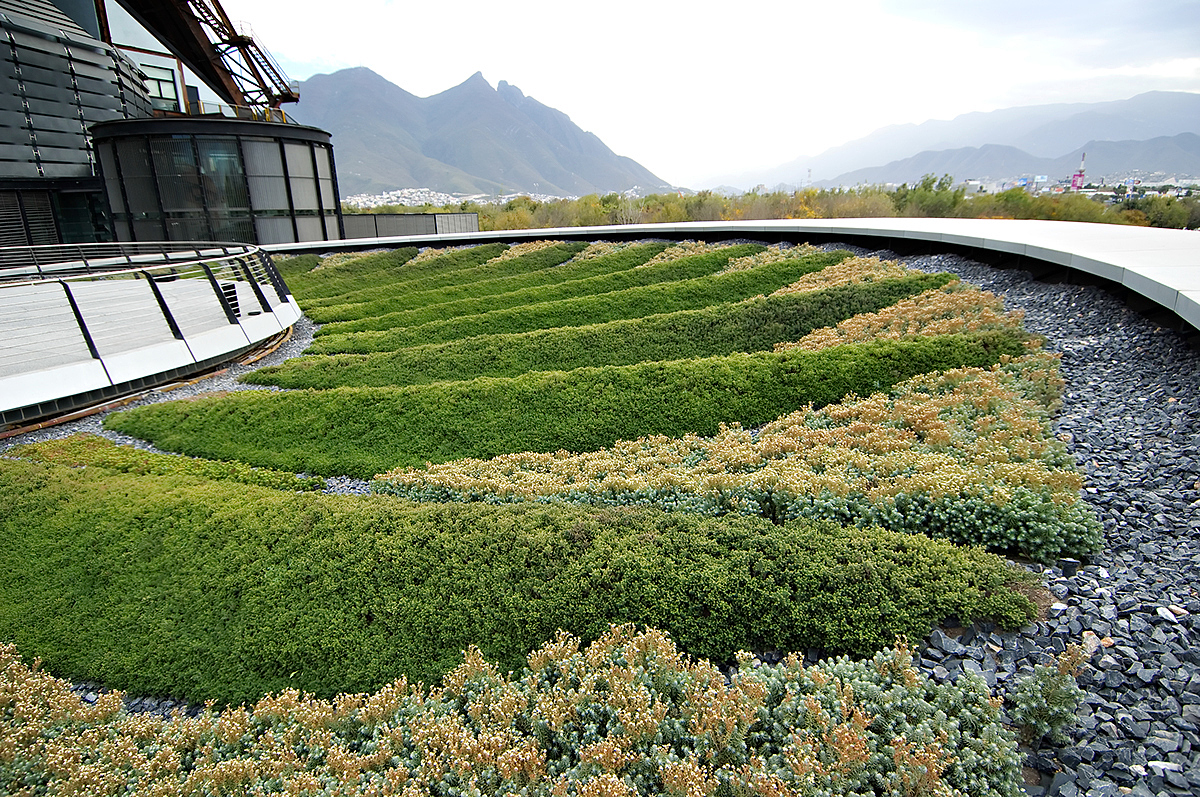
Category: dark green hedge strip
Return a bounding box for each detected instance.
[301,242,598,312]
[109,332,1029,479]
[303,242,665,318]
[271,253,320,287]
[0,459,1036,704]
[273,247,422,301]
[309,248,850,354]
[307,242,615,323]
[285,244,511,305]
[311,242,733,329]
[249,272,956,389]
[310,242,758,344]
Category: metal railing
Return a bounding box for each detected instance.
[1,241,299,425]
[0,241,272,282]
[184,100,295,124]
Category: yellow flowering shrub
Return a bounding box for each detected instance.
[777,284,1026,352]
[639,241,720,267]
[574,242,630,260]
[375,354,1099,562]
[770,256,915,296]
[0,628,1021,796]
[720,243,819,273]
[489,240,562,262]
[410,244,474,264]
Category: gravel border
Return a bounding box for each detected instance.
[839,245,1200,797]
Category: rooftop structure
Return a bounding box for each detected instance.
[0,0,343,246]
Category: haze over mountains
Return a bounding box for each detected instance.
[822,133,1200,189]
[722,91,1200,189]
[289,67,671,197]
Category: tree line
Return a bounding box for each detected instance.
[344,174,1200,231]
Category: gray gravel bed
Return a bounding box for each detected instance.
[835,245,1200,797]
[7,243,1200,796]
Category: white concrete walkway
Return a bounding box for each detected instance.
[1,246,302,424]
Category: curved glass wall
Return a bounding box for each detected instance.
[91,118,342,245]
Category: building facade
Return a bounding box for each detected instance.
[0,0,343,246]
[0,0,152,243]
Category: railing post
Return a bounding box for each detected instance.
[257,250,290,302]
[58,280,109,385]
[200,263,240,324]
[140,270,186,340]
[237,258,274,313]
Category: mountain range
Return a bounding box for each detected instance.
[821,133,1200,188]
[723,91,1200,189]
[288,67,670,197]
[290,71,1199,197]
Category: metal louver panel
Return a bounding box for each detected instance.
[21,191,59,245]
[0,192,26,246]
[0,0,89,36]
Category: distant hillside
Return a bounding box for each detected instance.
[717,91,1200,189]
[289,68,670,197]
[821,133,1200,187]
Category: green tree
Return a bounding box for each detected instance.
[892,173,965,217]
[1137,195,1190,228]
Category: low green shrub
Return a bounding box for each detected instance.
[372,352,1100,563]
[273,246,422,300]
[311,242,748,330]
[108,332,1029,478]
[286,243,518,307]
[0,456,1035,703]
[0,628,1023,797]
[270,252,319,286]
[248,272,956,389]
[5,433,325,490]
[1007,644,1087,744]
[307,241,605,324]
[308,249,850,354]
[301,242,664,315]
[299,241,585,310]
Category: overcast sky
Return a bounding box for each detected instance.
[221,0,1200,188]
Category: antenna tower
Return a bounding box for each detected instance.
[1071,152,1087,191]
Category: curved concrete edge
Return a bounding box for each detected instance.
[268,218,1200,333]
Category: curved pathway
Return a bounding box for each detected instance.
[0,243,302,427]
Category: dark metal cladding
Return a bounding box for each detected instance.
[0,2,153,244]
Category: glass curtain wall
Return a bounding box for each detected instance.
[94,123,341,245]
